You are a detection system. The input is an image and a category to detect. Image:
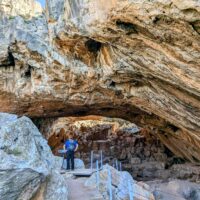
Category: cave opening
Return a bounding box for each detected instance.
[85,39,102,53]
[116,20,138,34]
[32,114,199,182]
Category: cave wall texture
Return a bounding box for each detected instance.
[0,0,200,162]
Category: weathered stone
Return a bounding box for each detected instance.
[0,112,18,126]
[42,171,68,200]
[0,168,44,200]
[0,0,42,18]
[0,113,68,200]
[85,164,155,200]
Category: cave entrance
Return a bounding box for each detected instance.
[33,115,199,182]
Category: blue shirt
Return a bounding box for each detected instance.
[65,139,78,151]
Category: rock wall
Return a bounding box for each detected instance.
[0,0,199,163]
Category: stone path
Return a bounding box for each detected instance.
[66,177,103,200]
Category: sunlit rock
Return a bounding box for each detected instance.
[85,164,155,200]
[0,113,68,200]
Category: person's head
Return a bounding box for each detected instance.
[68,134,73,140]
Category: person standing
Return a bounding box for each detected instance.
[64,134,78,170]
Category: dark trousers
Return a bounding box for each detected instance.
[66,150,74,170]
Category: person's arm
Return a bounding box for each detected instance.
[74,143,78,152]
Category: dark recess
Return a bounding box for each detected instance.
[24,65,33,78]
[109,81,116,87]
[190,21,200,34]
[168,124,179,132]
[32,118,42,130]
[116,20,138,33]
[132,80,144,87]
[153,16,160,24]
[152,15,173,25]
[100,107,114,112]
[0,52,15,67]
[8,52,15,66]
[85,39,102,53]
[165,157,186,169]
[74,110,88,116]
[164,147,174,157]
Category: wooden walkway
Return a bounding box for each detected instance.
[71,169,96,177]
[61,169,96,177]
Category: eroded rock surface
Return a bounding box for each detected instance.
[0,113,68,200]
[0,0,199,163]
[0,0,42,18]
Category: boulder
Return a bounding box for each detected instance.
[0,112,18,126]
[85,164,155,200]
[42,171,68,200]
[0,113,68,200]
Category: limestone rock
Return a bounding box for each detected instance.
[0,115,53,175]
[0,112,18,126]
[0,0,199,163]
[0,113,68,200]
[42,171,68,200]
[85,164,155,200]
[0,0,43,18]
[0,168,45,200]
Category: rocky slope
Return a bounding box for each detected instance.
[0,0,199,162]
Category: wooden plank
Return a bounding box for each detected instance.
[71,169,96,177]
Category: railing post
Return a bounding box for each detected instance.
[112,160,115,168]
[100,150,103,169]
[108,168,113,200]
[96,160,100,191]
[90,151,94,170]
[119,162,122,172]
[128,180,134,200]
[115,159,118,171]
